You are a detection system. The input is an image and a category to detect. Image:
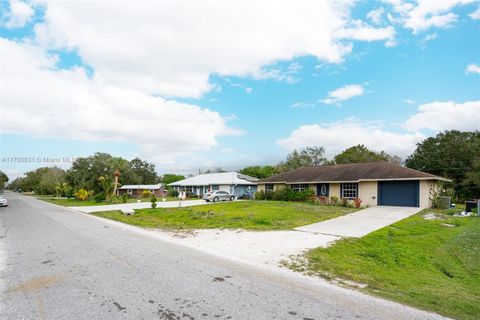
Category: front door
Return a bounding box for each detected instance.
[317,183,329,197]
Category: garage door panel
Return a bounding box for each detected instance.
[378,181,419,207]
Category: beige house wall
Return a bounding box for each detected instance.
[257,184,265,192]
[259,180,438,208]
[329,183,341,198]
[358,181,378,206]
[419,180,436,208]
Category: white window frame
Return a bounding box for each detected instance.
[291,184,309,192]
[341,183,358,199]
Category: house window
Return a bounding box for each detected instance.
[127,189,132,195]
[186,186,193,193]
[291,184,309,192]
[150,189,154,194]
[341,183,358,199]
[211,185,219,191]
[265,184,274,192]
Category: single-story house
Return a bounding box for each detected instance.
[117,184,167,198]
[257,162,449,208]
[169,172,258,198]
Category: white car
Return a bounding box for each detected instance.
[0,197,7,207]
[202,190,235,202]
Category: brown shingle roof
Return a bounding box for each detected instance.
[258,162,448,183]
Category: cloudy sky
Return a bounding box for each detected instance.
[1,0,479,178]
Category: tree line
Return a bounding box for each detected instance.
[5,153,186,196]
[239,144,402,178]
[3,130,479,200]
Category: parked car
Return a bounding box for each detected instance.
[202,190,235,202]
[0,196,8,207]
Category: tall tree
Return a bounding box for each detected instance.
[334,145,392,164]
[129,158,157,184]
[406,130,480,198]
[239,165,278,179]
[0,170,8,190]
[65,153,157,193]
[160,174,185,185]
[462,160,480,199]
[278,146,327,171]
[6,167,66,194]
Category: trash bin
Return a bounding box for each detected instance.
[465,200,477,213]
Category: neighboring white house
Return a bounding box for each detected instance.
[169,172,258,198]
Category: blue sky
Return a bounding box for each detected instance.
[1,0,479,179]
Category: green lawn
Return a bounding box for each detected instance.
[36,196,179,207]
[91,200,357,231]
[289,207,480,320]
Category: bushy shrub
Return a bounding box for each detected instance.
[341,198,349,207]
[94,192,106,203]
[255,188,314,202]
[150,195,157,208]
[75,188,90,201]
[319,196,329,205]
[64,185,74,199]
[330,196,339,205]
[120,193,129,203]
[142,190,152,198]
[168,189,179,197]
[353,198,363,208]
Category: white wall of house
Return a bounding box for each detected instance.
[219,185,231,192]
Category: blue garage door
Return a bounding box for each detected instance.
[378,181,419,207]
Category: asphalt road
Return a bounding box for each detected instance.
[0,192,445,320]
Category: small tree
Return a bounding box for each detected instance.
[150,195,157,208]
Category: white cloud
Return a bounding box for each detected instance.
[320,84,364,104]
[335,19,396,46]
[279,99,480,158]
[367,7,386,25]
[29,0,395,98]
[2,0,34,28]
[465,63,480,74]
[423,33,438,42]
[404,99,415,104]
[277,119,425,157]
[252,62,302,84]
[0,38,240,163]
[384,0,474,33]
[404,100,480,132]
[290,102,315,108]
[230,83,253,94]
[470,6,480,19]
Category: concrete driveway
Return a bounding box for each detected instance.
[296,206,420,237]
[71,199,210,213]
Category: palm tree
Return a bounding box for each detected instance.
[113,169,121,197]
[98,176,115,203]
[55,182,70,197]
